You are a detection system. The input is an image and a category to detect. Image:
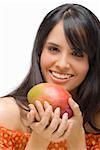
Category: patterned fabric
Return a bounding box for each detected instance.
[0,126,100,150]
[0,127,29,150]
[48,140,67,150]
[86,134,100,150]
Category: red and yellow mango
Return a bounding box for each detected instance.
[27,83,73,118]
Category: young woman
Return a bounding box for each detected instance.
[0,3,100,150]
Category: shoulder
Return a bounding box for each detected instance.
[94,111,100,129]
[0,97,21,130]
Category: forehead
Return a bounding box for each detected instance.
[45,21,66,44]
[44,12,89,57]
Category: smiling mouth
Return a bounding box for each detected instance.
[50,71,74,80]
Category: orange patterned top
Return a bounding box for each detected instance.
[0,126,100,150]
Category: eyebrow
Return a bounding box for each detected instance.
[46,42,60,48]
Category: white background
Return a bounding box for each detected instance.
[0,0,100,96]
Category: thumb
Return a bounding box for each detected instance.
[68,98,82,117]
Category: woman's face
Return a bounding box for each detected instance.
[40,21,89,93]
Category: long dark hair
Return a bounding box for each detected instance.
[6,4,100,131]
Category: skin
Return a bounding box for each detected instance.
[40,21,89,93]
[0,21,91,150]
[26,99,86,150]
[26,20,89,149]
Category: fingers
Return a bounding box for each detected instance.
[56,113,68,135]
[28,104,40,121]
[46,108,68,140]
[28,104,68,140]
[47,107,61,133]
[31,105,53,131]
[34,100,52,119]
[27,109,36,125]
[44,101,50,109]
[68,98,82,118]
[51,112,68,140]
[28,100,52,127]
[34,100,45,119]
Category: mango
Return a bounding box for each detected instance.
[27,83,73,118]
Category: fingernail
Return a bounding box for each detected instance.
[29,104,34,109]
[34,100,40,105]
[44,101,49,105]
[55,107,60,112]
[35,100,39,103]
[47,105,52,112]
[68,97,74,103]
[63,112,68,119]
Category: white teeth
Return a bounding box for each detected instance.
[51,71,72,79]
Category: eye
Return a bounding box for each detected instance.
[72,50,84,57]
[48,46,59,52]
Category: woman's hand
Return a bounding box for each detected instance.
[62,98,86,150]
[26,99,86,150]
[26,100,68,149]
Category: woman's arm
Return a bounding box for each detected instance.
[63,98,87,150]
[25,132,48,150]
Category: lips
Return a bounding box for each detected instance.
[50,70,74,80]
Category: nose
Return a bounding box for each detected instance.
[55,54,71,70]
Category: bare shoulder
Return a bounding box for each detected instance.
[94,111,100,129]
[0,97,21,130]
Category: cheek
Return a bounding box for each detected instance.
[40,50,57,70]
[78,62,89,77]
[40,53,51,71]
[72,58,89,76]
